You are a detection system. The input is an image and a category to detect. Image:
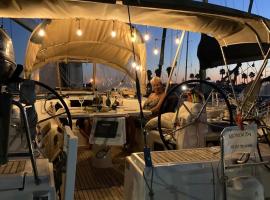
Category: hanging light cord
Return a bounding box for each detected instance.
[127,3,154,199]
[127,3,147,147]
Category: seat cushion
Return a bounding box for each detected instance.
[145,112,175,131]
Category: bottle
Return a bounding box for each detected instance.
[106,91,111,107]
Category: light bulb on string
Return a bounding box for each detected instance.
[131,29,137,42]
[111,21,116,38]
[153,38,159,55]
[144,33,150,41]
[38,28,45,37]
[76,19,83,36]
[175,36,180,44]
[111,30,116,38]
[136,65,140,71]
[175,30,180,44]
[143,26,150,41]
[132,61,137,68]
[153,48,159,55]
[76,29,83,36]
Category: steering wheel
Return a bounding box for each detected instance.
[158,80,234,150]
[34,80,72,129]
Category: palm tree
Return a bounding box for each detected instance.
[195,73,200,79]
[233,68,239,85]
[147,70,152,82]
[242,73,248,84]
[166,66,172,77]
[220,68,225,80]
[206,77,211,81]
[189,73,194,79]
[249,72,255,81]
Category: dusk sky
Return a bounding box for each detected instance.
[1,0,270,83]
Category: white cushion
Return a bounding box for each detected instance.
[145,112,175,131]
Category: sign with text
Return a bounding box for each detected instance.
[222,124,257,155]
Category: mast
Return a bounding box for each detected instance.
[185,32,189,81]
[248,0,254,13]
[199,0,208,80]
[157,28,167,77]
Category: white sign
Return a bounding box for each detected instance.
[222,124,257,155]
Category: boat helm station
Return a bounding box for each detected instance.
[1,1,270,200]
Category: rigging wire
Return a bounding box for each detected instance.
[9,19,13,39]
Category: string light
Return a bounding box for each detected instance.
[175,36,180,44]
[153,38,159,55]
[175,31,180,44]
[76,29,83,36]
[143,26,150,41]
[131,28,137,42]
[136,65,140,71]
[132,61,137,68]
[111,21,116,38]
[38,28,45,37]
[111,30,116,37]
[153,48,159,55]
[76,19,83,36]
[144,33,150,41]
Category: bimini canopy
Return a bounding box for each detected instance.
[198,34,270,69]
[1,0,270,47]
[25,19,147,89]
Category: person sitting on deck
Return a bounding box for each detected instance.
[143,76,166,117]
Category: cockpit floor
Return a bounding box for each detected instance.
[74,148,125,200]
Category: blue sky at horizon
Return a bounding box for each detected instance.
[1,0,270,83]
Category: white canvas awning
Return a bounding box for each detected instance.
[24,19,147,90]
[0,0,270,47]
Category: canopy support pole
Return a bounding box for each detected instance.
[240,47,270,112]
[165,30,185,93]
[245,23,266,57]
[240,21,270,112]
[220,46,239,108]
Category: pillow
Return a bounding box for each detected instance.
[145,112,175,131]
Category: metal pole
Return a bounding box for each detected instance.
[220,46,240,109]
[241,47,270,112]
[248,0,254,13]
[185,32,189,81]
[12,100,40,185]
[165,31,186,93]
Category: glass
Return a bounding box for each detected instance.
[78,96,85,110]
